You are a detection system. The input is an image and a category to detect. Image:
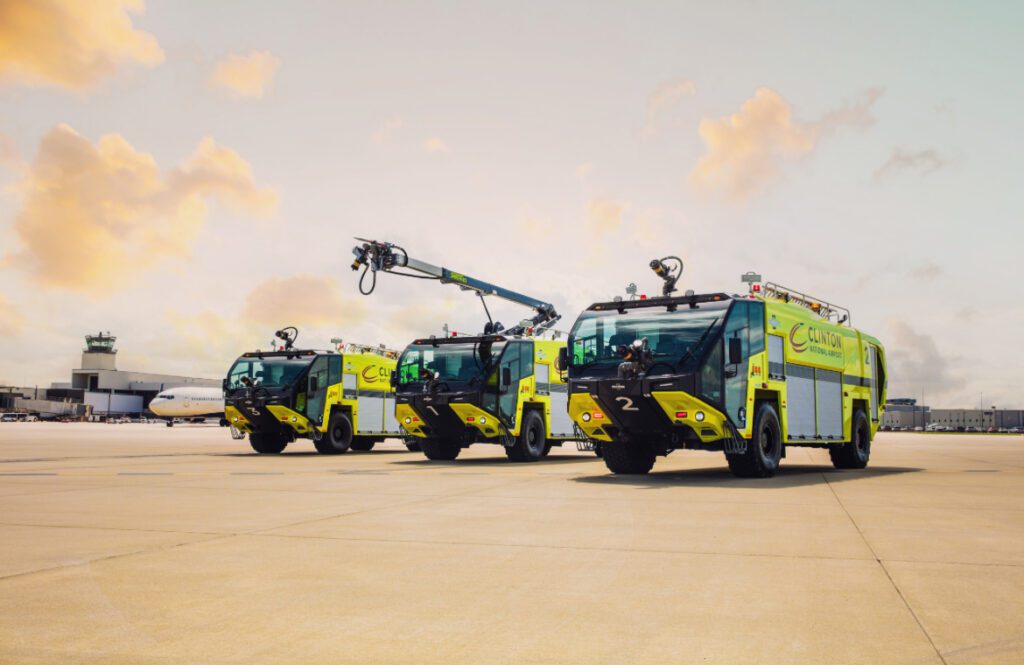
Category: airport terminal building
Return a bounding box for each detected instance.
[883,398,1024,431]
[1,333,219,418]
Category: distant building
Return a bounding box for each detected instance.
[882,398,930,429]
[2,332,219,417]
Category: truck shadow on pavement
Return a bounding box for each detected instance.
[390,453,601,468]
[572,464,922,489]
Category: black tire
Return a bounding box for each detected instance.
[602,440,656,474]
[421,438,461,461]
[830,409,871,469]
[166,420,173,427]
[593,442,603,458]
[249,431,288,454]
[506,410,546,462]
[404,438,422,452]
[350,437,376,451]
[316,412,353,454]
[726,402,783,478]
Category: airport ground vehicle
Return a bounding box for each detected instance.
[224,328,403,454]
[565,265,887,477]
[351,238,580,461]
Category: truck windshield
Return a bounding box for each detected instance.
[567,303,729,376]
[397,341,507,389]
[226,357,312,390]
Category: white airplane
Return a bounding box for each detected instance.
[149,387,225,426]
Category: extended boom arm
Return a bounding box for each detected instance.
[351,238,560,336]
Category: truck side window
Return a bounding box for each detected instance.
[500,343,520,379]
[328,355,342,386]
[518,342,533,379]
[748,301,765,355]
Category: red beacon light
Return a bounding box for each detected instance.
[639,294,647,300]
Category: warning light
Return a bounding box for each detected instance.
[640,294,647,300]
[752,284,761,292]
[675,411,688,419]
[593,411,605,419]
[466,416,475,422]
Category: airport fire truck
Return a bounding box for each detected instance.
[224,327,403,454]
[564,262,886,477]
[351,239,579,461]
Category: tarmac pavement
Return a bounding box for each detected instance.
[0,423,1021,664]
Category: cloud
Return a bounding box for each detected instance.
[574,162,593,179]
[641,78,696,140]
[7,124,277,293]
[422,137,449,153]
[0,131,20,168]
[0,294,26,336]
[0,0,164,90]
[690,87,883,201]
[908,262,943,281]
[886,320,965,397]
[587,198,625,236]
[874,148,945,181]
[372,116,404,145]
[241,275,367,328]
[209,50,281,99]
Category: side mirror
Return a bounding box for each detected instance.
[221,378,229,393]
[728,337,743,365]
[389,372,398,388]
[555,347,568,372]
[309,376,319,392]
[501,367,512,388]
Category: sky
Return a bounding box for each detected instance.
[0,0,1021,408]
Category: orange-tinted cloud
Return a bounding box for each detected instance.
[209,51,281,99]
[422,137,449,153]
[690,87,883,200]
[372,116,404,145]
[587,198,625,235]
[642,78,696,140]
[241,275,367,327]
[0,0,163,90]
[874,148,945,181]
[8,124,277,292]
[0,294,26,336]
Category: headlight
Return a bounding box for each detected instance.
[404,417,412,424]
[582,412,592,422]
[479,416,487,424]
[232,417,238,423]
[291,416,297,422]
[695,411,705,422]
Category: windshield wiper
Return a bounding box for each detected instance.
[678,318,720,368]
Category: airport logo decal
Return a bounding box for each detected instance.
[362,365,381,383]
[789,323,808,353]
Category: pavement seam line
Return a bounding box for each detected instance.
[822,471,950,665]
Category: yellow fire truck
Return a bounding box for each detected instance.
[224,328,403,454]
[564,265,886,477]
[351,238,582,461]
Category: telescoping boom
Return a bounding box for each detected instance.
[351,238,559,335]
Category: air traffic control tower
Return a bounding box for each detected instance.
[81,332,118,372]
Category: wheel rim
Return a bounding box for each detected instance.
[856,425,868,455]
[760,425,776,457]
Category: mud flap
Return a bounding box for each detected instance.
[723,423,748,454]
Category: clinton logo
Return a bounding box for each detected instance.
[361,365,380,383]
[789,323,808,353]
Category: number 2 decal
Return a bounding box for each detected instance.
[614,396,639,411]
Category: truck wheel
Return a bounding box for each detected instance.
[602,440,656,474]
[404,438,422,452]
[316,413,353,454]
[350,437,376,451]
[421,438,461,461]
[249,431,288,454]
[506,410,545,462]
[830,409,871,469]
[726,402,783,478]
[593,443,603,458]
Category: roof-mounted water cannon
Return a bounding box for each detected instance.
[649,256,683,297]
[274,326,298,350]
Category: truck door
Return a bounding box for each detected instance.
[306,356,329,425]
[497,343,522,427]
[724,301,751,428]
